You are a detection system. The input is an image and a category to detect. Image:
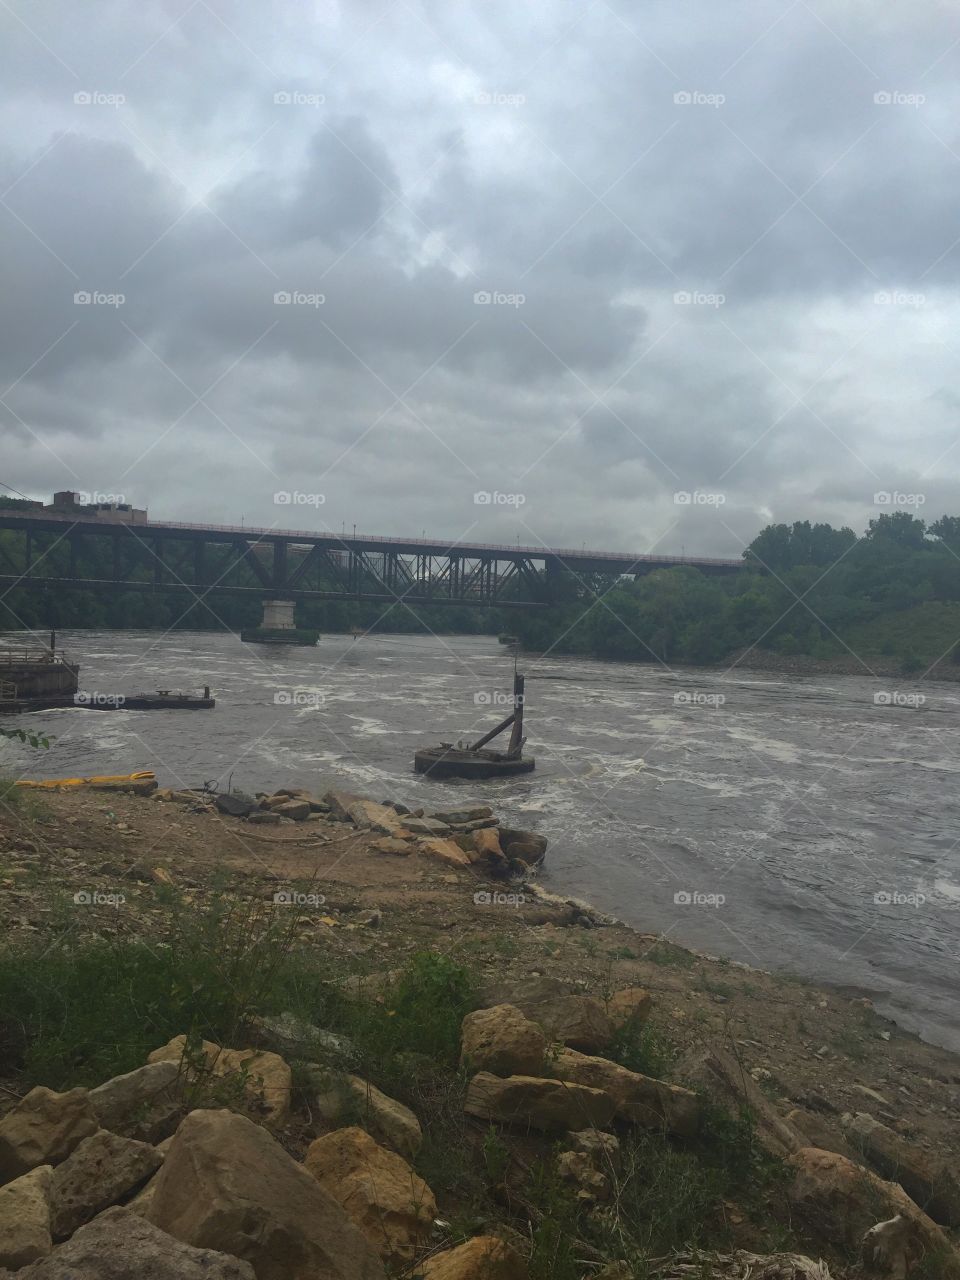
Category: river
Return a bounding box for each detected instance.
[3,629,959,1051]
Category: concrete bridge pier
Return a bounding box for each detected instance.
[262,599,296,630]
[240,599,319,647]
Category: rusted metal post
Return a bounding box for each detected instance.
[507,672,525,756]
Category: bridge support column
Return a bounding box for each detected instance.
[240,599,319,647]
[262,599,296,630]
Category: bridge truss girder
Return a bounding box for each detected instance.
[0,524,552,609]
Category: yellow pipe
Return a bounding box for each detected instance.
[15,771,156,789]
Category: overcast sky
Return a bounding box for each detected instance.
[2,0,959,557]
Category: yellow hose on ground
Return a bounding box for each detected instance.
[15,771,156,789]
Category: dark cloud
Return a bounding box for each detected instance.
[1,1,959,553]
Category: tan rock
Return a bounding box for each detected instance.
[607,987,652,1030]
[552,1047,700,1137]
[147,1035,291,1125]
[420,1235,528,1279]
[51,1129,161,1239]
[556,1149,609,1202]
[0,1088,98,1183]
[148,1109,386,1279]
[566,1128,621,1171]
[16,1205,256,1278]
[464,1073,615,1133]
[370,837,413,856]
[323,792,409,836]
[89,1060,181,1143]
[481,980,613,1053]
[471,827,504,859]
[273,799,311,821]
[419,838,473,869]
[535,995,613,1052]
[784,1108,856,1160]
[305,1126,436,1264]
[497,828,548,861]
[126,1168,161,1218]
[460,1005,546,1077]
[789,1146,957,1268]
[842,1112,960,1227]
[430,806,493,824]
[0,1165,53,1267]
[314,1074,422,1158]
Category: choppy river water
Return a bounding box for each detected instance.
[3,630,959,1050]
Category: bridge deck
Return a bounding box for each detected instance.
[0,511,743,572]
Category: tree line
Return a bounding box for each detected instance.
[507,512,960,671]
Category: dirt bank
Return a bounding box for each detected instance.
[2,781,958,1182]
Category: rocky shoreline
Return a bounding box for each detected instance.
[0,781,958,1278]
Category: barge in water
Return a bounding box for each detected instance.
[0,634,214,714]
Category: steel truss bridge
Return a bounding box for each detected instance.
[0,511,743,610]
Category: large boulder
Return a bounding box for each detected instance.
[273,799,311,821]
[304,1126,436,1265]
[312,1073,422,1158]
[216,790,258,818]
[535,996,614,1052]
[0,1088,98,1183]
[322,792,409,837]
[471,827,505,861]
[50,1129,161,1239]
[552,1047,700,1137]
[147,1035,292,1125]
[477,978,613,1053]
[789,1146,957,1265]
[0,1166,53,1268]
[15,1205,256,1278]
[460,1005,546,1077]
[420,1235,528,1279]
[496,829,547,864]
[147,1109,386,1279]
[419,838,473,870]
[842,1112,960,1227]
[88,1060,181,1142]
[464,1073,615,1133]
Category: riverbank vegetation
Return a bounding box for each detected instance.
[509,512,960,672]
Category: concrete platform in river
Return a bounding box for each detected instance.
[414,745,535,779]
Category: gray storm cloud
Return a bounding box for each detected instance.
[1,0,958,553]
